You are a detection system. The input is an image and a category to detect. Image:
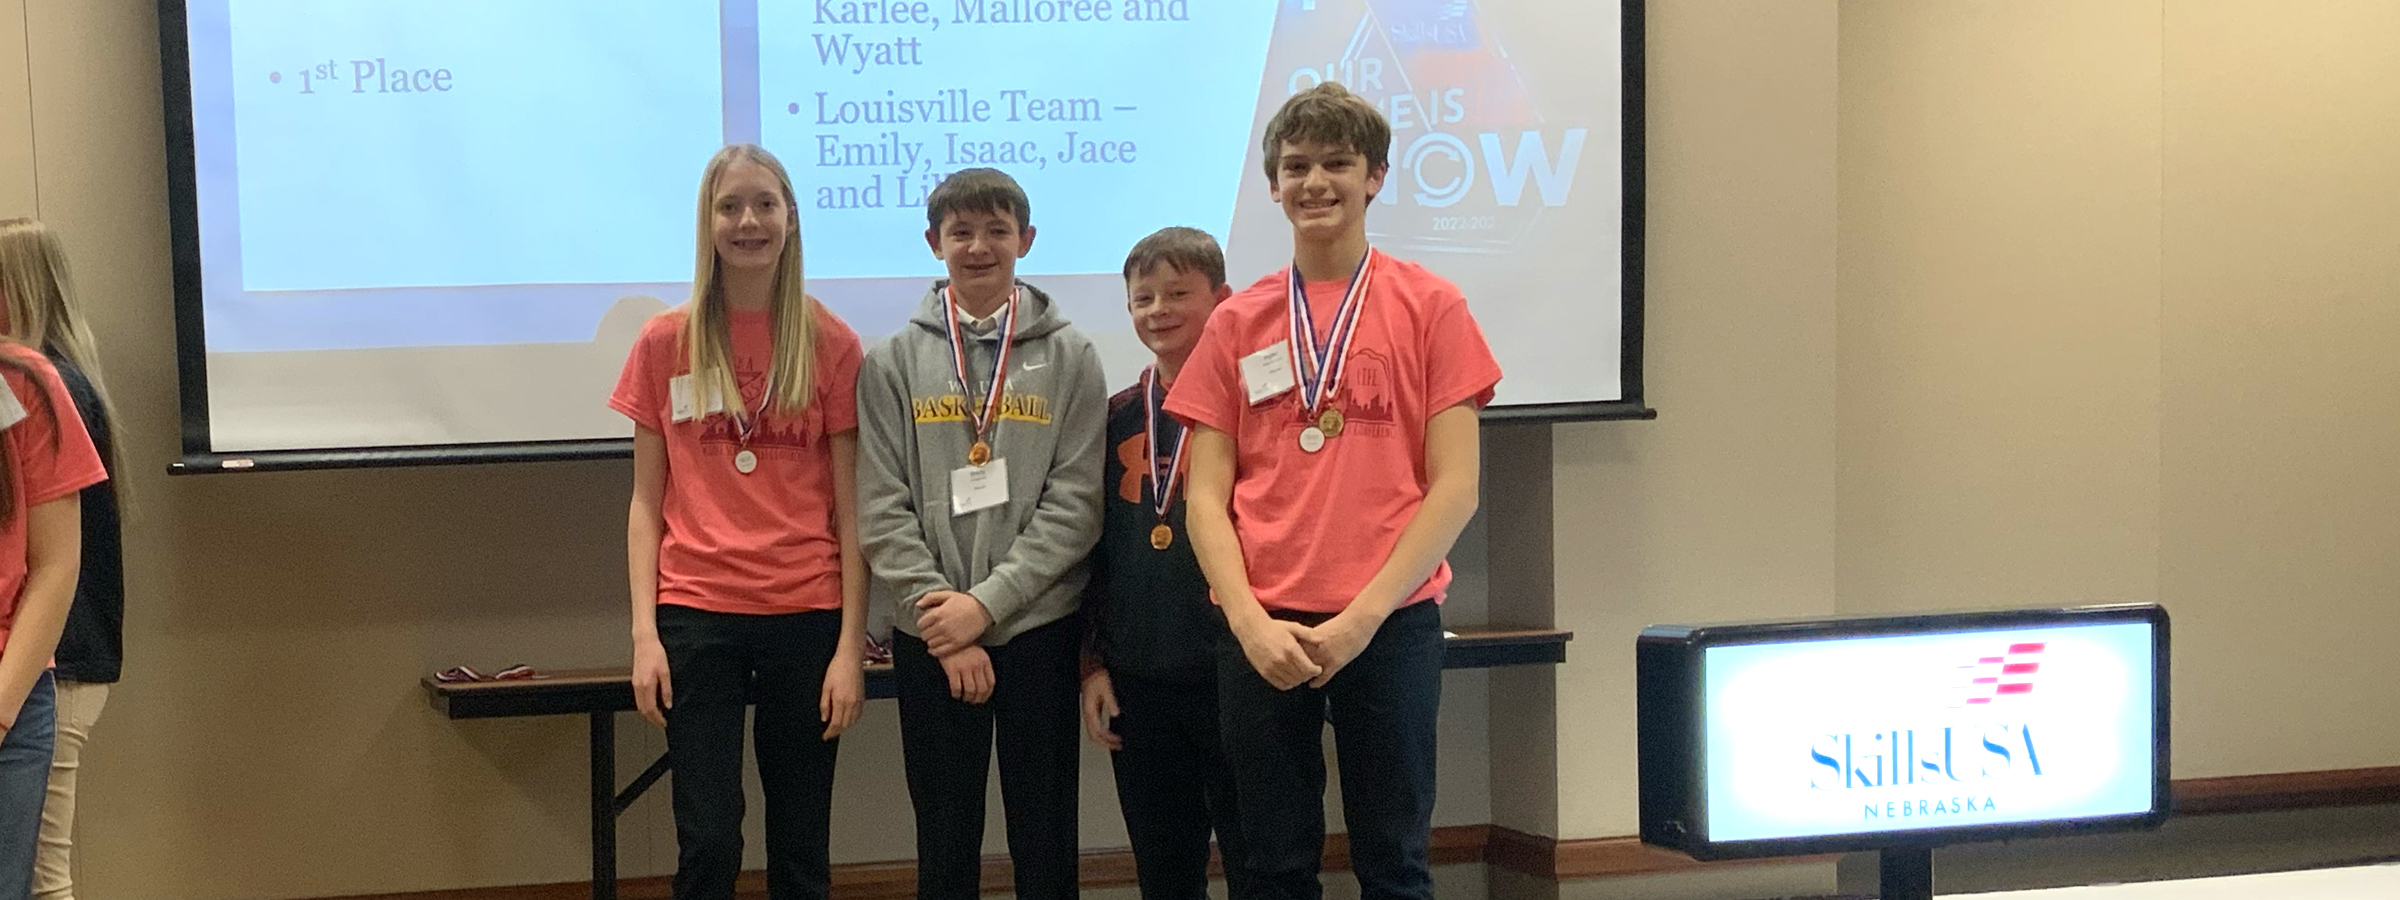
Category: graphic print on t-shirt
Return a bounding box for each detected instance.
[1340,347,1399,438]
[695,364,822,452]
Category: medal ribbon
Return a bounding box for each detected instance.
[1286,249,1375,416]
[730,368,777,448]
[1142,365,1190,523]
[943,284,1019,449]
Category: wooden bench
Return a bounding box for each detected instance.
[423,627,1573,900]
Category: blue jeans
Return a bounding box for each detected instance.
[0,672,57,900]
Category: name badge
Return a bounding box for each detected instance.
[669,375,696,423]
[0,383,24,431]
[672,374,729,423]
[951,457,1011,516]
[1241,341,1297,406]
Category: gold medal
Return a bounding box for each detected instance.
[1149,523,1173,551]
[1317,408,1344,438]
[968,441,992,467]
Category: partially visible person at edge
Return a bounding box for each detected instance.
[0,219,121,900]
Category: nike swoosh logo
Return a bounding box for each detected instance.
[1021,362,1048,371]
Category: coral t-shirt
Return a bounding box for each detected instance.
[610,304,862,614]
[0,345,106,650]
[1165,253,1501,615]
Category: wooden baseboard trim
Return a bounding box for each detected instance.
[322,825,1491,900]
[1485,826,1835,881]
[312,768,2400,899]
[2172,766,2400,816]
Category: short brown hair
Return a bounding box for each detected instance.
[1121,227,1226,289]
[1259,82,1391,185]
[924,167,1031,232]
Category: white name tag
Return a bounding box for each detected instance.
[670,375,728,423]
[0,383,25,431]
[1241,341,1297,406]
[950,457,1011,516]
[669,375,696,423]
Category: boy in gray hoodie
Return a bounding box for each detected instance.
[856,167,1107,900]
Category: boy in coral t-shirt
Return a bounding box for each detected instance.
[1164,83,1501,900]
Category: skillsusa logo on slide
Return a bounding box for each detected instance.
[1805,642,2051,824]
[1270,0,1590,252]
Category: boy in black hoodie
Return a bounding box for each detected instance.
[1079,227,1249,900]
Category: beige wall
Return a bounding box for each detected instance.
[1836,0,2164,619]
[0,0,30,217]
[2155,0,2400,776]
[1549,0,1842,847]
[1833,0,2400,786]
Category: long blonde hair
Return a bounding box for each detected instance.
[0,219,121,494]
[683,145,817,415]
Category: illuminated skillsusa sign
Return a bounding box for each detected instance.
[1700,624,2155,843]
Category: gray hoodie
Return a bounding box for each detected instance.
[857,280,1107,646]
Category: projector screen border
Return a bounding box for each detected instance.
[160,0,211,466]
[157,0,1656,469]
[168,440,634,476]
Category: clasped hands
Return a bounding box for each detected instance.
[1233,606,1381,691]
[918,590,996,704]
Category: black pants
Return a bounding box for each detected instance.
[1109,669,1252,900]
[893,614,1082,900]
[657,604,844,900]
[1217,600,1443,900]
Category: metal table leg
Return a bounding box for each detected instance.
[591,712,616,900]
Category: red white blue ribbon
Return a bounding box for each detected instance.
[1286,249,1375,415]
[1141,365,1189,521]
